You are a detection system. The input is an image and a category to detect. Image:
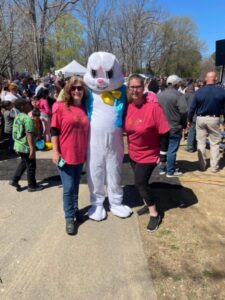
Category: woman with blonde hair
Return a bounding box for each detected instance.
[51,76,89,235]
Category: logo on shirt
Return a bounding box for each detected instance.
[127,118,143,126]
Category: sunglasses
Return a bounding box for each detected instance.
[71,86,84,91]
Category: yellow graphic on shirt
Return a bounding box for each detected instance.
[127,118,143,126]
[101,90,122,106]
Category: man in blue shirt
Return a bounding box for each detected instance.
[188,71,225,172]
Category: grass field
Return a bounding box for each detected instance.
[138,142,225,300]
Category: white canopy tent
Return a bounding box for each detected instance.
[55,60,87,77]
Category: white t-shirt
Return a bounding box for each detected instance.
[4,93,19,102]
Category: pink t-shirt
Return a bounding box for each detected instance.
[146,91,158,103]
[124,100,170,163]
[37,98,51,116]
[51,102,89,165]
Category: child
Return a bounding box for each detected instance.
[29,95,39,111]
[31,108,43,141]
[29,96,43,141]
[9,98,44,192]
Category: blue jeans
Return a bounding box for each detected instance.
[187,123,197,151]
[167,133,182,175]
[58,163,83,220]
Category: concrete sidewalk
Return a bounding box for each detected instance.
[0,152,157,300]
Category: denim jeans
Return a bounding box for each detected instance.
[167,133,182,175]
[5,133,14,152]
[58,163,83,220]
[187,123,197,151]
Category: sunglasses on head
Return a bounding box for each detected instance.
[71,86,84,91]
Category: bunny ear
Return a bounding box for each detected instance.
[88,52,116,71]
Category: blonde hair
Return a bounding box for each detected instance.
[62,76,88,107]
[9,82,18,91]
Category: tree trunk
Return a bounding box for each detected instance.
[39,0,48,75]
[29,0,40,74]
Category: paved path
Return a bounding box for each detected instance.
[0,151,157,300]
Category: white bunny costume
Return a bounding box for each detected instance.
[84,52,132,221]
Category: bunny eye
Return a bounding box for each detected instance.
[91,69,97,78]
[107,69,113,79]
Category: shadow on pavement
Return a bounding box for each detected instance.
[178,158,210,173]
[123,182,198,215]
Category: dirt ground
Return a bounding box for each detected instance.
[137,140,225,300]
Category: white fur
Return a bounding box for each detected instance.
[88,205,107,221]
[84,52,124,92]
[85,52,132,221]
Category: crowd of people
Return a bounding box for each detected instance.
[1,66,225,234]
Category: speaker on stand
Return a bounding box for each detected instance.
[216,39,225,83]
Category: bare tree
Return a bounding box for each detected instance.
[113,0,162,73]
[77,0,113,58]
[0,1,31,77]
[12,0,80,75]
[0,0,205,78]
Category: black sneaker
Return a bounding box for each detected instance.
[137,205,149,216]
[187,149,194,153]
[9,180,22,192]
[147,215,161,232]
[75,210,83,223]
[28,185,44,192]
[65,220,76,235]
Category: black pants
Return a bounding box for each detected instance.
[12,152,37,188]
[130,159,157,206]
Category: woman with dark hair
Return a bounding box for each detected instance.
[50,76,89,235]
[146,78,159,103]
[36,88,52,142]
[124,74,170,232]
[148,78,159,94]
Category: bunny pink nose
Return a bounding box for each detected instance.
[97,79,105,84]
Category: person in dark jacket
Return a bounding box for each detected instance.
[158,75,188,177]
[185,84,197,152]
[188,71,225,172]
[2,101,17,152]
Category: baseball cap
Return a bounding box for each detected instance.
[166,75,182,86]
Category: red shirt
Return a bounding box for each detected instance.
[51,102,89,165]
[124,100,170,163]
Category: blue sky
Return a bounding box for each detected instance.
[158,0,225,57]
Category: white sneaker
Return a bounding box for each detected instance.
[159,170,166,175]
[166,171,183,178]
